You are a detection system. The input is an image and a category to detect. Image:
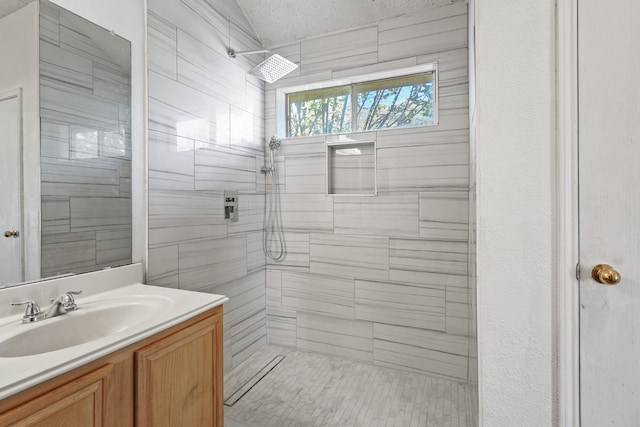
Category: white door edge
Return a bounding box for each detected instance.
[556,0,580,425]
[0,88,25,284]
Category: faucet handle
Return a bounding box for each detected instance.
[11,300,46,323]
[50,291,82,304]
[11,300,42,316]
[60,291,82,310]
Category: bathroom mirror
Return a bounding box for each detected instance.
[0,0,132,287]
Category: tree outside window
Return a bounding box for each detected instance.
[286,72,435,137]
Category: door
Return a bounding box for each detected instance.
[579,0,640,424]
[0,90,22,286]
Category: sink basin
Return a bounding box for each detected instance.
[0,295,173,358]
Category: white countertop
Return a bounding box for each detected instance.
[0,265,228,400]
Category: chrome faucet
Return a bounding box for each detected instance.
[46,291,82,318]
[11,291,82,324]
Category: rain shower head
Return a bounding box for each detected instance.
[228,48,299,83]
[249,54,298,83]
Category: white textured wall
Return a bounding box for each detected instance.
[50,0,147,271]
[475,0,556,425]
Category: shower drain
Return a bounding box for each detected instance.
[224,355,285,407]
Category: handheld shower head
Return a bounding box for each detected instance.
[269,136,281,151]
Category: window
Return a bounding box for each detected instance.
[287,86,351,137]
[286,71,435,137]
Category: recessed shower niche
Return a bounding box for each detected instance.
[326,140,377,196]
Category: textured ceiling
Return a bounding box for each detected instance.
[234,0,462,47]
[0,0,35,20]
[1,0,464,53]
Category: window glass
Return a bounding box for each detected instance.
[287,86,351,137]
[285,70,436,137]
[355,73,435,131]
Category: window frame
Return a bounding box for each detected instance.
[281,63,438,138]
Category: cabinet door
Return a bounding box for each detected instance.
[135,312,223,427]
[0,364,113,427]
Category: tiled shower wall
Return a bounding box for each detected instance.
[264,2,471,380]
[39,1,132,278]
[145,0,267,372]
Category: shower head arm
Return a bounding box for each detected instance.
[228,48,269,59]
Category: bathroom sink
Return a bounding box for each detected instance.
[0,295,173,358]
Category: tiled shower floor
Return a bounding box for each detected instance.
[224,345,472,427]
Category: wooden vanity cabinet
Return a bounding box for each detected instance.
[136,311,223,427]
[0,306,223,427]
[0,364,114,426]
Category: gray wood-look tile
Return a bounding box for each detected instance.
[180,0,228,40]
[149,70,231,145]
[301,26,379,75]
[177,30,245,106]
[69,197,131,231]
[279,194,333,232]
[148,130,195,190]
[374,323,468,357]
[149,0,228,57]
[227,194,265,234]
[211,270,265,332]
[297,312,373,363]
[266,316,297,348]
[389,238,468,288]
[95,229,131,265]
[285,154,325,194]
[40,121,70,160]
[309,233,389,281]
[230,21,264,70]
[230,106,264,152]
[147,11,177,79]
[355,279,446,331]
[148,190,226,246]
[377,142,469,191]
[202,0,256,37]
[246,231,265,273]
[41,197,70,235]
[419,191,469,241]
[378,2,468,62]
[148,245,179,287]
[178,235,247,290]
[266,232,310,269]
[266,269,296,318]
[194,144,258,193]
[39,1,60,45]
[41,231,109,277]
[334,192,419,237]
[281,271,355,319]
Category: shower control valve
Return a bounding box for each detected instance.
[224,191,239,222]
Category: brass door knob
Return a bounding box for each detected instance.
[4,230,19,238]
[591,264,621,285]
